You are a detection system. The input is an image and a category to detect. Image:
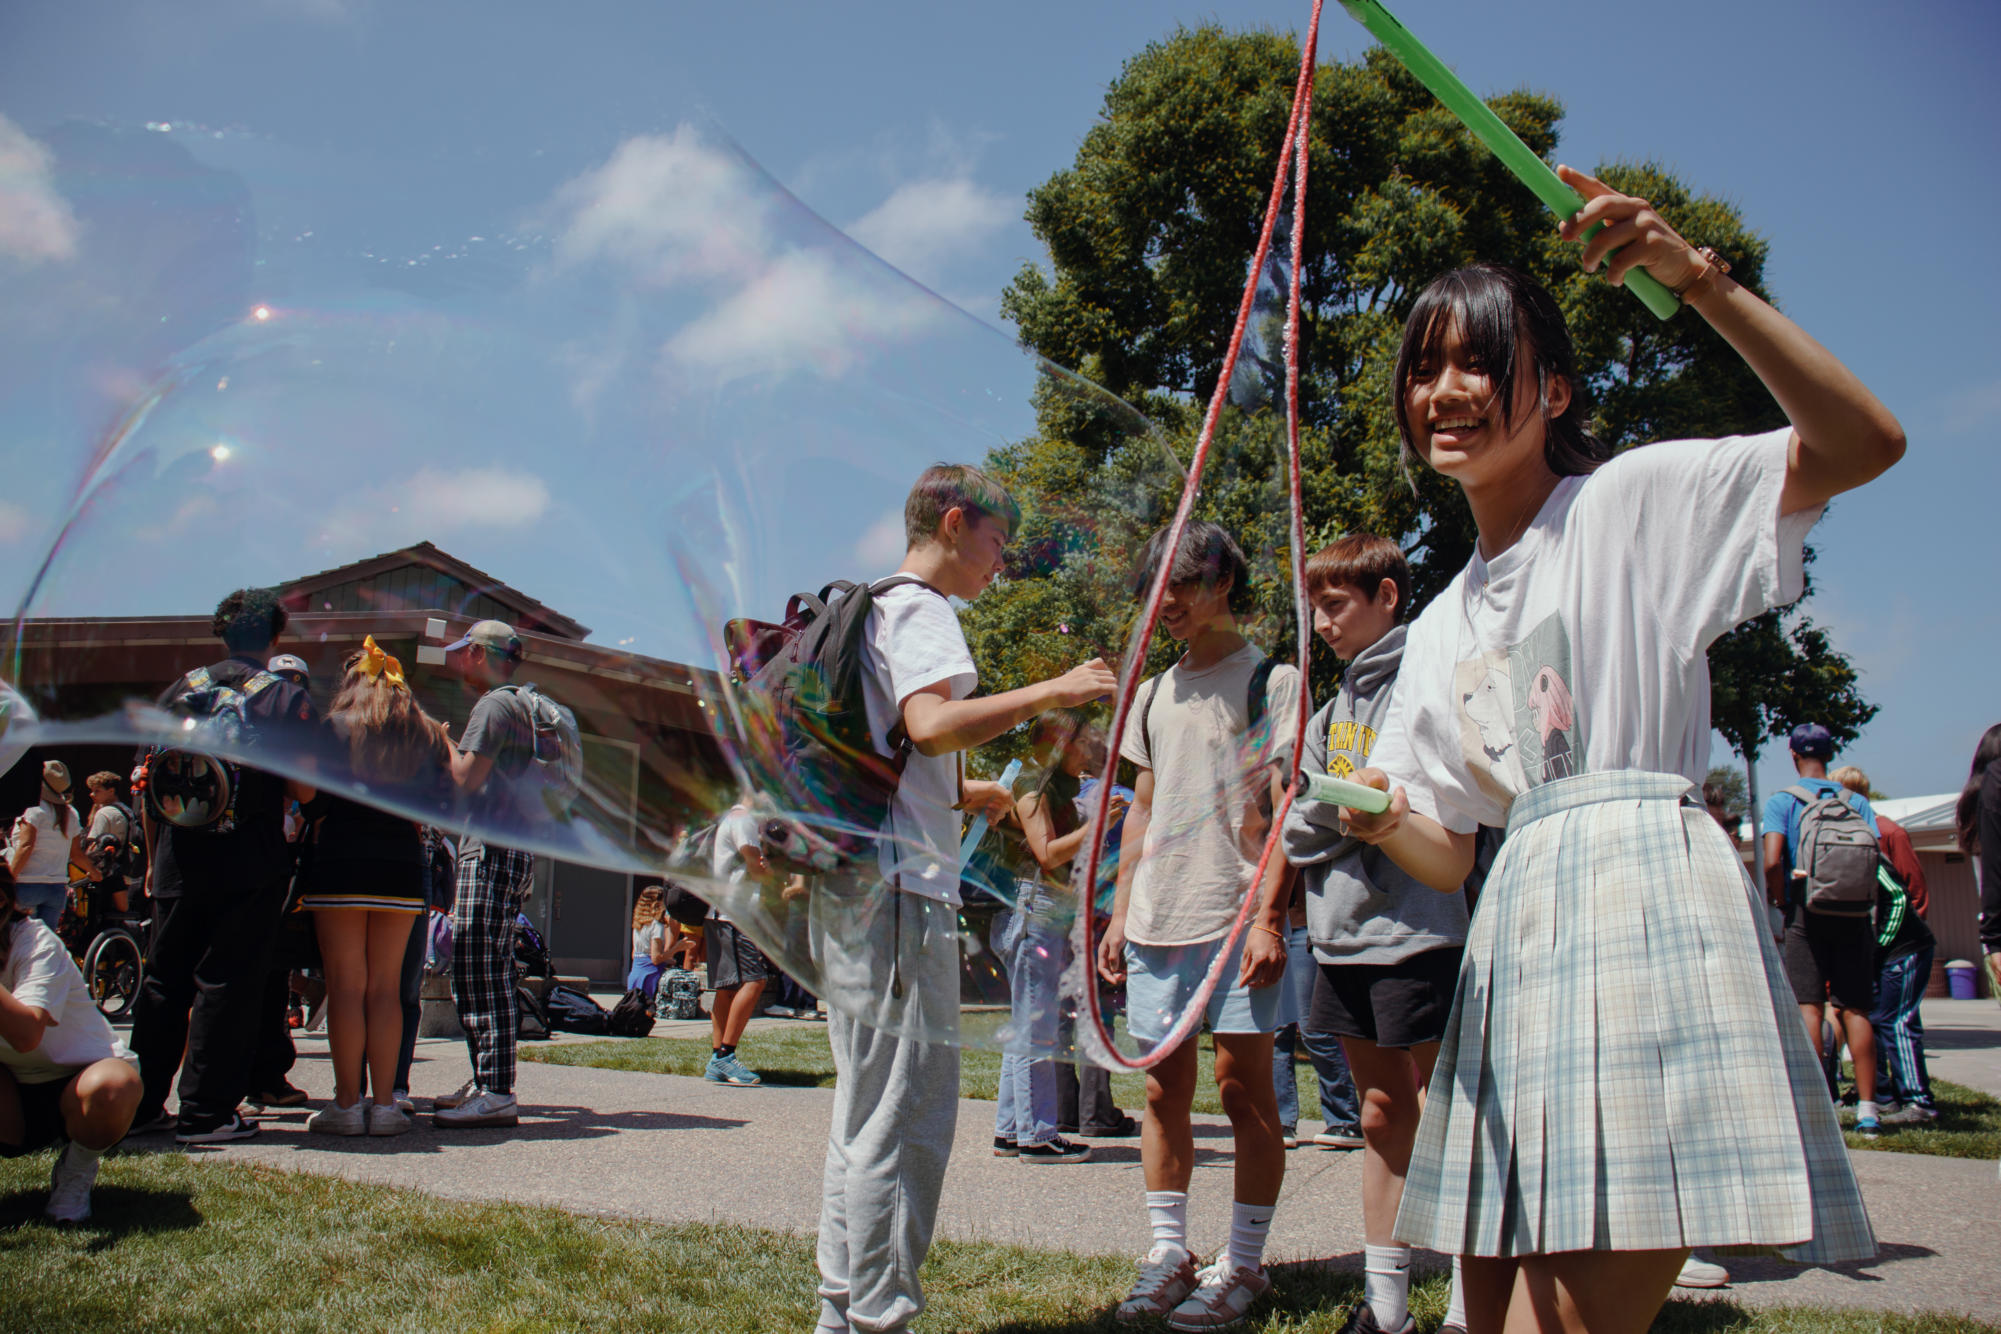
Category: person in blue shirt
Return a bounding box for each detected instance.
[1762,723,1882,1134]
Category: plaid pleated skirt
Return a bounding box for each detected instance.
[1395,771,1875,1262]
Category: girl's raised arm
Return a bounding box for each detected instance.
[1555,164,1904,514]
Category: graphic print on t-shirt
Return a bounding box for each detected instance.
[1453,612,1578,806]
[1324,718,1375,781]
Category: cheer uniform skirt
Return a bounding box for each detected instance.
[1394,771,1874,1262]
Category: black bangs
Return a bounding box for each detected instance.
[1392,264,1608,480]
[1130,519,1253,613]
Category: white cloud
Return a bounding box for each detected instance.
[550,126,770,285]
[319,466,550,549]
[0,115,79,264]
[1944,378,2001,434]
[853,508,908,570]
[662,247,937,379]
[846,178,1014,289]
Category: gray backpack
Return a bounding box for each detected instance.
[1785,785,1879,917]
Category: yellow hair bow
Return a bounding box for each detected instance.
[358,635,406,688]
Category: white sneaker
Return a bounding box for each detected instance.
[1118,1246,1198,1323]
[1167,1259,1271,1331]
[431,1079,477,1111]
[366,1103,414,1137]
[391,1088,416,1115]
[46,1146,98,1225]
[1674,1254,1731,1289]
[307,1100,368,1136]
[1313,1128,1365,1150]
[433,1090,518,1128]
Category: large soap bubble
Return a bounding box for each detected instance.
[0,20,1310,1067]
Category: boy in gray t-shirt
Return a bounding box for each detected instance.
[1099,521,1303,1327]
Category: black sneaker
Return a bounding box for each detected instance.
[1018,1135,1091,1164]
[1080,1112,1141,1137]
[1336,1301,1416,1334]
[248,1083,310,1109]
[126,1110,178,1137]
[993,1136,1019,1157]
[175,1112,260,1145]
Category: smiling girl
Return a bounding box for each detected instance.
[1339,166,1902,1334]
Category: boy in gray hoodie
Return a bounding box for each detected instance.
[1281,535,1469,1334]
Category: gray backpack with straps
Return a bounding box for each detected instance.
[1785,785,1879,917]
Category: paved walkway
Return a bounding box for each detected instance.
[123,998,2001,1322]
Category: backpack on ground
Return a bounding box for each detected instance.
[515,983,550,1040]
[146,666,282,833]
[514,915,554,977]
[489,682,584,818]
[543,983,609,1035]
[723,576,937,874]
[607,987,656,1037]
[1786,785,1880,917]
[659,969,703,1020]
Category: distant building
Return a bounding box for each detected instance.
[4,542,729,983]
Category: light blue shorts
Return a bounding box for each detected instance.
[1125,929,1299,1047]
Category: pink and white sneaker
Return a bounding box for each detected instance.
[1166,1258,1272,1331]
[1116,1245,1198,1323]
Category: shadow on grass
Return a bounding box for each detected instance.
[0,1180,201,1250]
[961,1258,1367,1333]
[112,1105,753,1158]
[1721,1241,1939,1288]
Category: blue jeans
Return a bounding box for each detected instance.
[1273,924,1359,1133]
[1869,945,1935,1109]
[16,881,64,932]
[994,892,1067,1146]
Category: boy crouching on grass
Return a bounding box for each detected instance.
[1098,520,1304,1331]
[814,464,1116,1334]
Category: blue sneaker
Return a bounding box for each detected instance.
[1854,1114,1881,1138]
[705,1052,762,1086]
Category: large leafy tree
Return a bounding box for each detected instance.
[960,26,1870,771]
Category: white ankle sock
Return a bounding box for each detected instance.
[1227,1200,1274,1273]
[1857,1099,1879,1120]
[63,1140,104,1169]
[1364,1243,1412,1329]
[1445,1256,1467,1328]
[1146,1190,1189,1259]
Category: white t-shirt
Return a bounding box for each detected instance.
[1,918,136,1084]
[89,804,135,880]
[860,581,977,904]
[1372,430,1817,833]
[632,920,666,963]
[708,806,762,923]
[1119,643,1304,946]
[11,804,76,884]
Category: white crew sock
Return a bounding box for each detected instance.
[1146,1190,1189,1260]
[63,1140,105,1170]
[1445,1256,1467,1329]
[1364,1243,1412,1329]
[1226,1200,1274,1273]
[1857,1099,1879,1121]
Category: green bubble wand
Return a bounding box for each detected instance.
[1338,0,1681,321]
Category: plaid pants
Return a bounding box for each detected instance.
[452,844,536,1096]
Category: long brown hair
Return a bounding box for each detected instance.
[1956,722,2001,855]
[632,885,664,931]
[329,646,448,783]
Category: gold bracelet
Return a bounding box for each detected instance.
[1670,246,1732,306]
[1252,923,1287,942]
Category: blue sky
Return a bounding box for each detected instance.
[0,0,1993,808]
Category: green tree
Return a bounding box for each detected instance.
[960,25,1870,771]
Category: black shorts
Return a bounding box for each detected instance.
[704,918,771,991]
[0,1074,70,1157]
[1311,946,1463,1049]
[1781,907,1878,1011]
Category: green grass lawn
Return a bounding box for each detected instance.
[526,1028,2001,1157]
[0,1150,1992,1333]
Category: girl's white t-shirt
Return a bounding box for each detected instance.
[1372,430,1817,834]
[632,920,666,963]
[1,918,136,1083]
[12,804,76,884]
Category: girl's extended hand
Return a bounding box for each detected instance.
[1238,924,1288,990]
[1555,164,1703,291]
[1338,768,1409,846]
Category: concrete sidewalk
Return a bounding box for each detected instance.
[126,1009,2001,1322]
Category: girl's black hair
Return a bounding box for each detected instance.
[1130,520,1253,615]
[1392,264,1610,480]
[1955,722,2001,855]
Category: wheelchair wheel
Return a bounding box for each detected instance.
[84,929,143,1022]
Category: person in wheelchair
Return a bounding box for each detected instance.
[0,861,143,1224]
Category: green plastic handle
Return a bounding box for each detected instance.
[1292,769,1394,815]
[1338,0,1680,321]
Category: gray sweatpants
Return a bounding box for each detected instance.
[812,882,961,1334]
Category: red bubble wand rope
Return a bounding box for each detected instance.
[1075,0,1322,1072]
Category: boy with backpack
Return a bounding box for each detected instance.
[807,464,1115,1334]
[1097,520,1303,1331]
[1763,723,1882,1135]
[82,771,142,914]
